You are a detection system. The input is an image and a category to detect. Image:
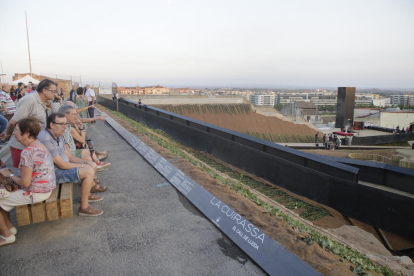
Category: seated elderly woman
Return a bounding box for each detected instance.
[0,117,56,246]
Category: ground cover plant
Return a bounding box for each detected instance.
[105,108,399,276]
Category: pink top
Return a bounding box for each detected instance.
[19,143,56,193]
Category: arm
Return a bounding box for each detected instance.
[65,146,85,164]
[80,115,106,124]
[53,154,82,170]
[1,102,7,114]
[2,119,17,139]
[0,167,32,188]
[71,127,86,144]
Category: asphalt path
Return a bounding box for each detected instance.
[0,118,266,276]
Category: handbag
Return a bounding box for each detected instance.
[0,175,17,199]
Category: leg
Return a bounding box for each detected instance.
[78,166,96,210]
[0,208,12,238]
[88,101,95,118]
[0,115,8,134]
[81,149,93,162]
[0,208,12,229]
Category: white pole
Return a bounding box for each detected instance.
[25,11,33,77]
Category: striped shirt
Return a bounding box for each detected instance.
[0,90,16,114]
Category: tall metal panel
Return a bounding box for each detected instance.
[335,87,356,129]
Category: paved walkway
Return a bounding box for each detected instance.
[0,119,265,275]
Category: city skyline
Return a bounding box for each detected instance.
[1,0,413,89]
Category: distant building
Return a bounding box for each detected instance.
[117,85,169,95]
[380,111,414,129]
[295,101,322,123]
[249,94,275,106]
[117,86,144,94]
[390,95,414,106]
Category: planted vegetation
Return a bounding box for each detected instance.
[156,104,251,115]
[243,131,321,143]
[106,109,397,276]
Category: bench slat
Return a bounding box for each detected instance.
[60,183,73,218]
[16,205,32,226]
[31,202,46,223]
[46,187,59,221]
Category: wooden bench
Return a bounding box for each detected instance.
[15,183,73,226]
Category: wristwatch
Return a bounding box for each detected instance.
[80,164,84,168]
[9,174,15,177]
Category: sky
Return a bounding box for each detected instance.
[1,0,413,89]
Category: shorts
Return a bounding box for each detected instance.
[0,190,51,212]
[10,147,23,168]
[55,168,81,184]
[75,149,83,159]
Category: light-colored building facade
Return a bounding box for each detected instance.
[249,94,276,106]
[380,111,414,129]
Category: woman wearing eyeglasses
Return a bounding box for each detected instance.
[0,117,56,246]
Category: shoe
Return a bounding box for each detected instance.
[10,227,17,235]
[0,234,16,247]
[98,154,108,162]
[78,206,103,217]
[88,194,103,202]
[90,184,107,193]
[96,162,111,172]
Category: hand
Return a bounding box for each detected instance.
[99,116,106,122]
[0,168,12,177]
[89,105,95,108]
[0,132,11,141]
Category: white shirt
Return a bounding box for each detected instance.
[85,88,95,102]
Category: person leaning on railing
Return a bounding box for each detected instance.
[0,117,56,246]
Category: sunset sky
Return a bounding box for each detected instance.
[1,0,413,88]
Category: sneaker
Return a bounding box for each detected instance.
[88,194,103,202]
[96,162,111,172]
[0,234,16,247]
[78,206,104,217]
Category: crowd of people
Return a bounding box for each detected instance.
[0,79,110,247]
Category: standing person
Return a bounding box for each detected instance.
[75,87,91,131]
[138,99,142,109]
[0,118,56,246]
[51,84,63,113]
[1,79,56,168]
[322,134,327,149]
[69,82,79,103]
[85,84,95,122]
[14,83,24,98]
[27,82,33,93]
[314,132,319,146]
[0,85,17,120]
[9,86,16,101]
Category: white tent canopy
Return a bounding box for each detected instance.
[9,75,40,85]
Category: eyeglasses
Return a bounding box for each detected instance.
[45,88,57,93]
[52,122,69,127]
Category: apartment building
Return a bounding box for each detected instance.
[390,95,414,106]
[249,94,276,106]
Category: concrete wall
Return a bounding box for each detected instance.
[380,112,414,129]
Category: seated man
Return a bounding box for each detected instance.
[59,105,111,172]
[37,112,104,217]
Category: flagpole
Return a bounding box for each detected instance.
[25,11,33,77]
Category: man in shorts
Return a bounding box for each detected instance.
[37,112,104,217]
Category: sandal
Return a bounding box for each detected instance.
[94,178,100,184]
[95,150,108,155]
[90,184,107,193]
[88,194,104,202]
[78,206,103,217]
[98,154,108,162]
